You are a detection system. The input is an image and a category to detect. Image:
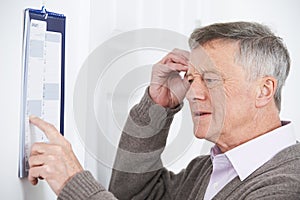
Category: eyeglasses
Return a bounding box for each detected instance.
[187,62,225,89]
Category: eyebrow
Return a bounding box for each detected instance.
[188,62,221,75]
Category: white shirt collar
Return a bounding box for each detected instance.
[224,121,296,181]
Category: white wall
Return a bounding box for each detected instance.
[0,0,89,199]
[0,0,299,199]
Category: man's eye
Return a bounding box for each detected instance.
[186,75,194,84]
[204,78,218,83]
[188,79,194,84]
[203,73,222,88]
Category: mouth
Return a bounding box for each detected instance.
[194,111,212,117]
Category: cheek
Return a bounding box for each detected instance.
[210,86,226,120]
[210,87,227,133]
[223,86,255,123]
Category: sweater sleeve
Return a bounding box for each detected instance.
[109,88,185,200]
[58,171,117,200]
[58,88,187,200]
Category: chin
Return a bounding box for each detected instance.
[193,127,208,139]
[194,132,206,139]
[194,128,219,143]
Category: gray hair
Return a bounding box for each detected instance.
[189,21,290,111]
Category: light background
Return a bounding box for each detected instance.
[0,0,299,199]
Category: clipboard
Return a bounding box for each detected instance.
[19,7,66,178]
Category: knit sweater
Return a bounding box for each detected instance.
[58,90,300,200]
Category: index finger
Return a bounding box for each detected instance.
[172,48,190,60]
[29,115,62,143]
[160,52,189,66]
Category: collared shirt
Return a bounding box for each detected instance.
[204,121,297,200]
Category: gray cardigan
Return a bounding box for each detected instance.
[58,91,300,200]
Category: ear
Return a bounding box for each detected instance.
[255,76,277,108]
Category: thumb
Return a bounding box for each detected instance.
[169,76,191,105]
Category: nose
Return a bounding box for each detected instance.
[186,78,208,102]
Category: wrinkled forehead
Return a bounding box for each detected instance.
[189,45,216,73]
[189,40,240,75]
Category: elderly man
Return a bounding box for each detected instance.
[29,22,300,199]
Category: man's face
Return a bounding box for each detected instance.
[186,40,257,146]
